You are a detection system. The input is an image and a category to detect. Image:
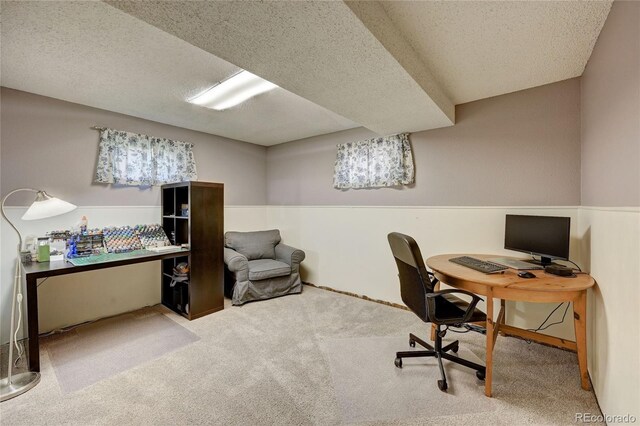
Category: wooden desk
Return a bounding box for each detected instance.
[22,249,190,372]
[426,254,595,397]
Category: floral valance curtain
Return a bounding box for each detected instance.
[95,128,197,186]
[333,133,414,189]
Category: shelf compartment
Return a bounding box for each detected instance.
[175,218,189,246]
[175,186,189,218]
[160,181,224,320]
[162,187,175,216]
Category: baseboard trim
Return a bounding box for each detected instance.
[269,205,580,210]
[303,282,587,354]
[303,282,409,312]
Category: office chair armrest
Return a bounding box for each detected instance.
[425,289,483,324]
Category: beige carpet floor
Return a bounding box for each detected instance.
[0,285,603,425]
[321,337,496,423]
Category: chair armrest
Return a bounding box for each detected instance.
[224,248,248,272]
[425,289,483,324]
[275,243,305,267]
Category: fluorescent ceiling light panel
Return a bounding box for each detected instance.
[189,70,278,110]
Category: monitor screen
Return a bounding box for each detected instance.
[504,215,570,262]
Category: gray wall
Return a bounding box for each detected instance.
[581,0,640,207]
[267,78,581,206]
[1,88,268,206]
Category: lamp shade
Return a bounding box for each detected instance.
[21,191,77,221]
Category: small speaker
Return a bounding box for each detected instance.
[544,264,574,277]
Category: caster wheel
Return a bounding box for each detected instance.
[394,358,403,368]
[409,339,416,348]
[437,380,448,391]
[476,370,486,381]
[451,343,459,353]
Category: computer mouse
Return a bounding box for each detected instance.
[518,271,536,279]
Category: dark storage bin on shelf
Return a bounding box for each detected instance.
[160,181,224,320]
[171,283,189,315]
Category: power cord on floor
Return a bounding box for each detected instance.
[39,303,160,339]
[38,318,101,338]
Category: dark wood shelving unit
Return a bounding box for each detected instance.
[161,181,224,319]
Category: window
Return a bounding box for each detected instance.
[95,128,197,186]
[333,133,414,189]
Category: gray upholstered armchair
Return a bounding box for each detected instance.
[223,229,305,305]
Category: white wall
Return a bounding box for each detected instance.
[267,205,580,340]
[266,204,640,418]
[3,204,585,343]
[4,203,638,421]
[578,207,640,420]
[0,205,268,343]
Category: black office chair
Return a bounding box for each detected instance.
[387,232,487,392]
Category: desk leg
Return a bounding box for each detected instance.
[485,290,494,397]
[493,300,505,346]
[573,291,590,390]
[26,276,40,372]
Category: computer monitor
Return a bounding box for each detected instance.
[504,214,570,266]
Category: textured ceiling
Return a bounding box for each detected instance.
[0,1,358,145]
[1,1,612,146]
[377,0,612,104]
[105,0,455,136]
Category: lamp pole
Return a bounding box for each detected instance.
[1,188,76,401]
[1,188,36,249]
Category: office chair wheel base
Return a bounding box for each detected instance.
[394,357,403,368]
[476,370,485,381]
[437,379,448,391]
[409,339,416,348]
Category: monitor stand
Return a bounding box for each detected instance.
[525,256,555,267]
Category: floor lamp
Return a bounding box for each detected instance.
[0,189,76,402]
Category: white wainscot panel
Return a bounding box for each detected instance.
[578,207,640,421]
[1,205,268,342]
[268,205,580,340]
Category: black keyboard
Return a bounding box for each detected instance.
[449,256,508,274]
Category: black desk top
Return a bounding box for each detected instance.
[22,249,190,280]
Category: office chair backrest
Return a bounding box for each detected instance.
[387,232,434,322]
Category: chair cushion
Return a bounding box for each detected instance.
[435,294,487,323]
[225,229,281,260]
[248,259,291,281]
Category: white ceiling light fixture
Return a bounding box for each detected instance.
[188,70,278,111]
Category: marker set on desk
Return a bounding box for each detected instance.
[64,223,172,258]
[103,226,143,253]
